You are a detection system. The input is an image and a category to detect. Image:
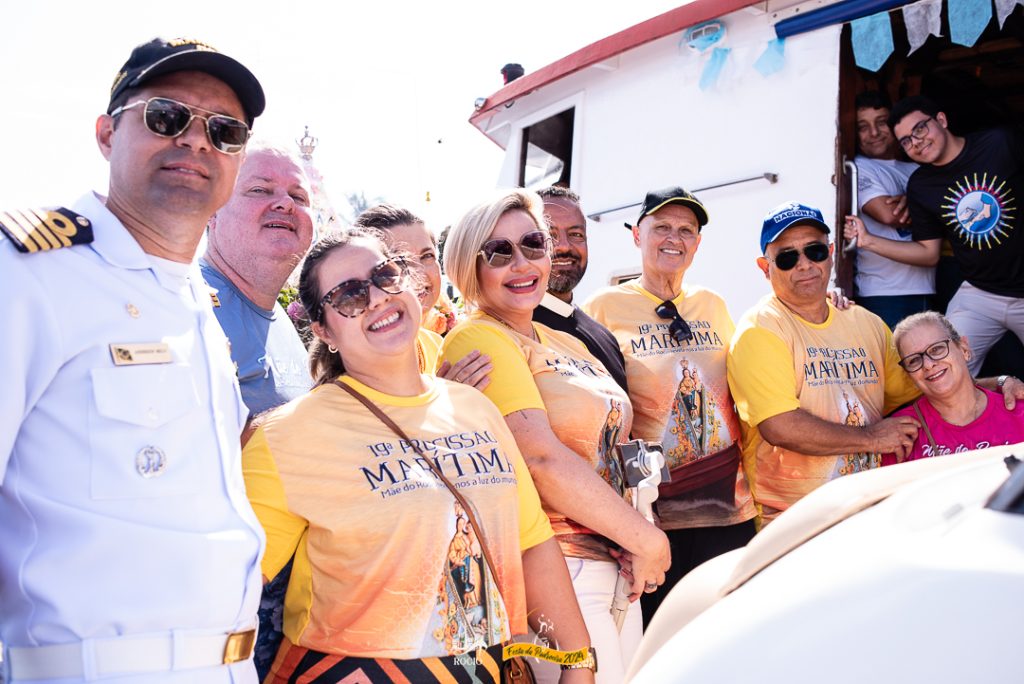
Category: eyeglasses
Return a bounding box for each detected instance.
[768,242,830,271]
[111,97,251,155]
[898,117,933,151]
[319,258,411,320]
[655,300,694,342]
[478,230,550,267]
[898,338,953,372]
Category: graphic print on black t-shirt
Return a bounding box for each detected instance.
[940,172,1015,248]
[909,127,1024,297]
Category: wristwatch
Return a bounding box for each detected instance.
[561,647,598,673]
[998,374,1011,388]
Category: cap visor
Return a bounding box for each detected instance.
[646,198,709,226]
[130,51,265,120]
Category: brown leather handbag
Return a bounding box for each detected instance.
[333,380,536,684]
[658,442,742,500]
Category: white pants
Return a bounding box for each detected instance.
[531,557,643,684]
[946,282,1024,375]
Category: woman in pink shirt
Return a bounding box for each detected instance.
[883,311,1024,465]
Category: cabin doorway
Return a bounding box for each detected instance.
[836,5,1024,377]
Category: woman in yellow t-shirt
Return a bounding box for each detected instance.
[441,189,670,684]
[353,204,491,387]
[243,228,593,683]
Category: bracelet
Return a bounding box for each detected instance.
[502,644,597,672]
[560,647,598,672]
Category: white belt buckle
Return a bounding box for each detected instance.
[222,628,256,665]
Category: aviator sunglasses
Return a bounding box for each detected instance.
[478,230,550,267]
[655,300,694,343]
[319,258,411,320]
[110,96,251,155]
[769,242,830,271]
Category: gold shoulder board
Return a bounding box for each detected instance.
[0,207,94,253]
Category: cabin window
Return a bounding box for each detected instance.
[518,108,574,188]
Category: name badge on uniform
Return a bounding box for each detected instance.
[109,343,172,366]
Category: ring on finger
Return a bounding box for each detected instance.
[644,582,658,592]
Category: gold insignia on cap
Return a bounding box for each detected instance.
[0,207,94,254]
[168,38,219,52]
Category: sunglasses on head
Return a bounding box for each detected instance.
[319,257,411,320]
[478,230,549,267]
[655,300,694,342]
[769,242,830,271]
[110,96,251,155]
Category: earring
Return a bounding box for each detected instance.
[328,344,338,354]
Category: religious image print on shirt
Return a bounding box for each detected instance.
[661,357,732,469]
[595,398,627,496]
[432,501,507,654]
[835,390,881,476]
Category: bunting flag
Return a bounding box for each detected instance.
[995,0,1024,26]
[903,0,944,54]
[851,11,895,71]
[754,38,786,76]
[948,0,993,46]
[699,47,731,90]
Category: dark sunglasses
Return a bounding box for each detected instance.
[769,242,830,271]
[478,230,550,267]
[898,338,953,372]
[319,258,411,320]
[110,96,251,155]
[655,300,694,342]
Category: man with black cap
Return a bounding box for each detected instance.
[727,201,923,527]
[0,38,266,683]
[584,186,758,626]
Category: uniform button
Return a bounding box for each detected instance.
[136,446,167,478]
[126,303,141,318]
[147,407,159,422]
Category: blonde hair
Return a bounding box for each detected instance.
[892,311,962,356]
[444,188,548,306]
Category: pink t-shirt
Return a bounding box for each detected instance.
[882,388,1024,465]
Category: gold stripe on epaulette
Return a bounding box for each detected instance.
[0,207,93,254]
[0,211,45,252]
[27,208,78,247]
[16,209,62,250]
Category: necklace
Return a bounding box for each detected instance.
[486,311,538,342]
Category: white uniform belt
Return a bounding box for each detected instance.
[7,627,257,681]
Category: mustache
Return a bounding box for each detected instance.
[550,251,580,263]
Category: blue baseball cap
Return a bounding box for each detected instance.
[760,201,831,253]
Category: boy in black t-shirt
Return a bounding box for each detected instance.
[843,95,1024,375]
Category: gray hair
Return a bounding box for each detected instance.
[892,311,962,355]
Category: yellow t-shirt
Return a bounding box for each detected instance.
[441,312,633,561]
[584,281,756,530]
[417,327,443,373]
[243,374,552,659]
[727,295,920,524]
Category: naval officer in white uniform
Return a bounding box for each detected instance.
[0,38,267,683]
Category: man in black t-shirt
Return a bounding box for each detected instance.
[532,186,629,392]
[843,95,1024,374]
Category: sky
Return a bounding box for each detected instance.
[0,0,685,231]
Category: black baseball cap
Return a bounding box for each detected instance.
[625,186,710,230]
[108,38,265,126]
